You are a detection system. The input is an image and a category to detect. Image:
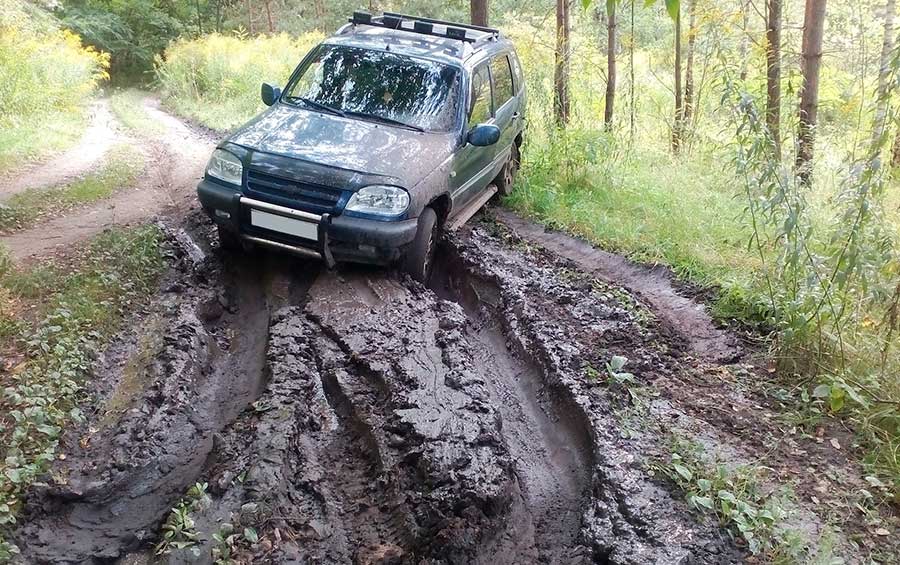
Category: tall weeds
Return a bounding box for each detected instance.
[722,56,900,500]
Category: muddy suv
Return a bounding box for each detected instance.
[197,11,526,281]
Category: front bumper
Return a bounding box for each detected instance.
[197,179,418,266]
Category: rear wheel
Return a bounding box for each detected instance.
[403,207,439,283]
[494,143,520,197]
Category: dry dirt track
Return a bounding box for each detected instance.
[7,98,896,564]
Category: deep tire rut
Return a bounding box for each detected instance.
[14,214,744,564]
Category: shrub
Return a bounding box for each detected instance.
[155,31,324,131]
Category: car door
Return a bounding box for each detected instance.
[450,62,494,209]
[490,53,517,164]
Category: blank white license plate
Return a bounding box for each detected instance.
[250,209,318,241]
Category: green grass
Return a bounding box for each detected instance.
[0,144,143,232]
[0,110,89,174]
[0,226,166,560]
[507,132,765,320]
[109,89,164,135]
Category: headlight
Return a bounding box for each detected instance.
[345,185,410,216]
[206,149,243,186]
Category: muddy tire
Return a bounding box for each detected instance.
[494,143,520,197]
[403,207,439,283]
[217,225,241,251]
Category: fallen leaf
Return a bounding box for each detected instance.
[830,438,841,450]
[875,528,890,536]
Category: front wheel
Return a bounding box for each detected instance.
[494,144,520,197]
[217,225,241,251]
[403,207,439,283]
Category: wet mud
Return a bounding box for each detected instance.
[13,213,745,564]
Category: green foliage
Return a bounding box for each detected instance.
[654,440,826,561]
[0,144,143,232]
[155,482,210,555]
[0,226,166,554]
[61,0,183,82]
[0,0,108,170]
[155,31,324,131]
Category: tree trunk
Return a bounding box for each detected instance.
[872,0,896,150]
[671,5,683,153]
[195,0,203,34]
[629,0,635,138]
[216,0,222,33]
[246,0,254,34]
[264,0,274,33]
[766,0,783,155]
[471,0,489,27]
[739,0,749,81]
[605,0,616,130]
[796,0,827,185]
[555,0,571,125]
[683,0,697,127]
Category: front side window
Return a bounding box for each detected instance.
[491,55,514,109]
[283,45,461,132]
[469,64,492,126]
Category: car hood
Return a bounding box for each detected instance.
[229,104,457,188]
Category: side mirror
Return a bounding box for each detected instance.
[467,124,501,147]
[261,83,281,106]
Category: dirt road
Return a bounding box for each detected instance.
[6,97,896,564]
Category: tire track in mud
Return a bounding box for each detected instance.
[15,212,744,564]
[14,240,316,563]
[494,209,740,363]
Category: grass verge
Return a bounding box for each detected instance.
[0,144,143,232]
[0,227,166,559]
[109,89,164,136]
[0,111,89,175]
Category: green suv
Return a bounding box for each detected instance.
[197,11,526,281]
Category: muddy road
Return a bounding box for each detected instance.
[10,207,752,564]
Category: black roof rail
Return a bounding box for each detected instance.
[348,11,500,44]
[382,12,499,35]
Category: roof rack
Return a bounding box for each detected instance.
[348,11,499,44]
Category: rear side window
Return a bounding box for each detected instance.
[491,55,514,108]
[509,52,523,94]
[469,64,492,125]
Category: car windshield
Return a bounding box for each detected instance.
[282,45,461,132]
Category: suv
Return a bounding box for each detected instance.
[197,11,526,281]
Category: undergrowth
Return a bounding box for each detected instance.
[651,437,839,562]
[0,226,166,560]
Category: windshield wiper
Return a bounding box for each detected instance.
[343,111,425,132]
[286,96,345,117]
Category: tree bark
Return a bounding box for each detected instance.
[471,0,489,27]
[766,0,783,155]
[215,0,222,33]
[246,0,254,34]
[683,0,697,127]
[671,5,683,153]
[739,0,749,81]
[872,0,896,151]
[629,0,635,138]
[605,0,617,129]
[555,0,571,125]
[796,0,827,185]
[195,0,203,34]
[264,0,274,32]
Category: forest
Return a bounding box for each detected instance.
[1,0,899,562]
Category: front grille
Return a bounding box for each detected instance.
[246,169,343,214]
